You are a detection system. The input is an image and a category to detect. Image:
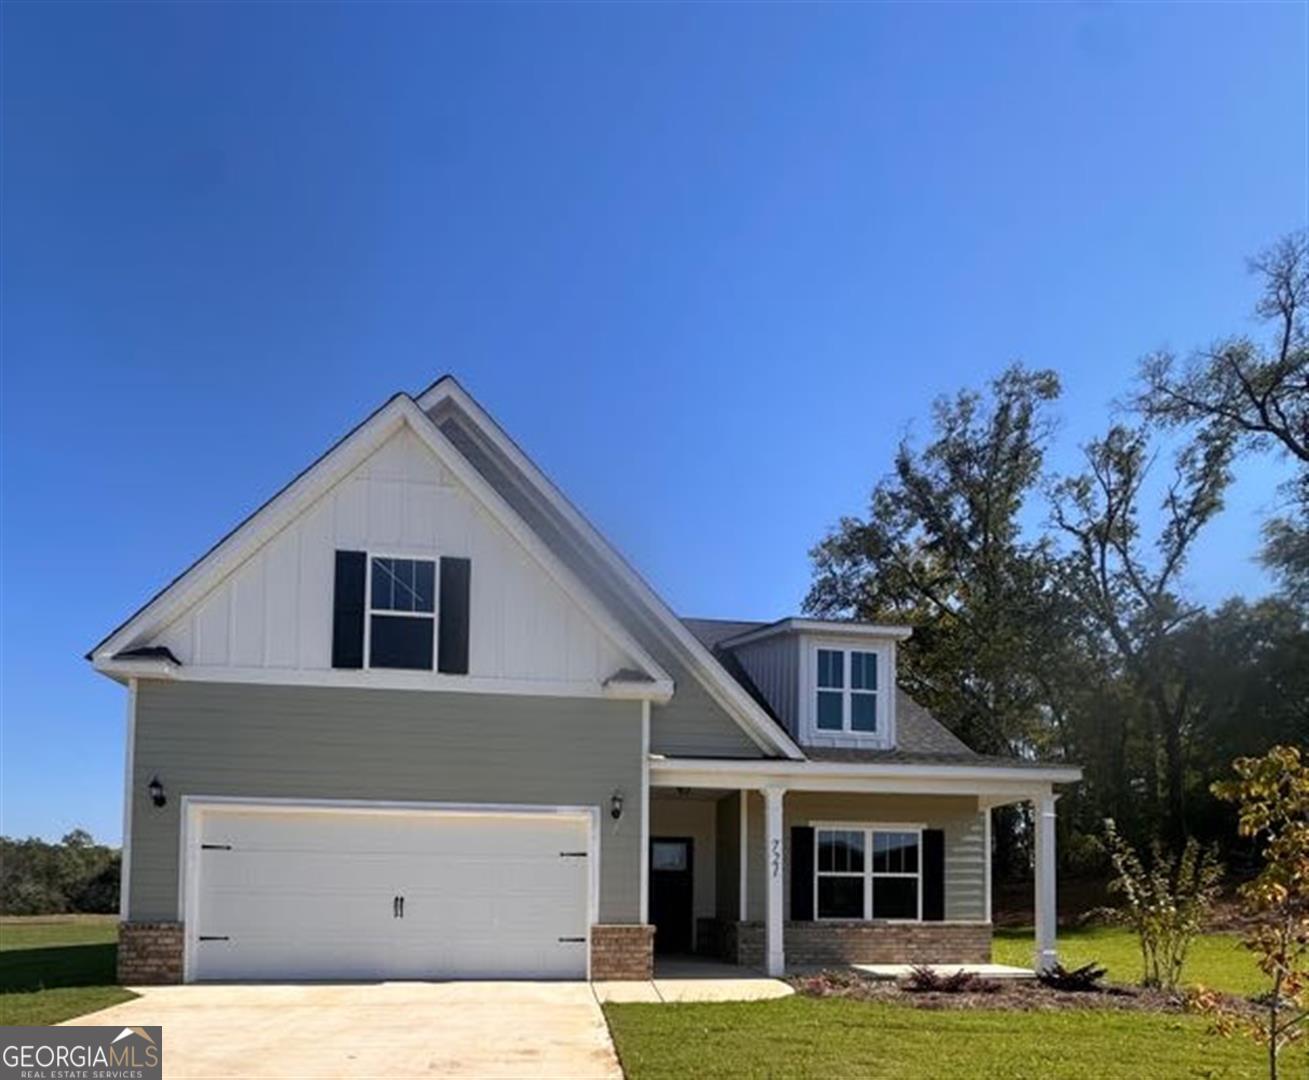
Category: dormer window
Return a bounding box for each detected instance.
[815,647,880,733]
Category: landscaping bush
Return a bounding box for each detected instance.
[903,966,1001,994]
[1037,962,1110,993]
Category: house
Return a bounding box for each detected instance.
[89,376,1080,985]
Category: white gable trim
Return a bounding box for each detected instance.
[417,376,803,760]
[90,396,674,697]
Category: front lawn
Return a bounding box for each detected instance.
[604,996,1266,1079]
[0,915,137,1025]
[992,924,1266,995]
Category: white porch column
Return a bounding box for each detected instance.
[738,789,749,923]
[1034,790,1058,973]
[763,786,786,977]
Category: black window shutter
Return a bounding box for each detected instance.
[437,557,471,675]
[923,828,946,921]
[790,826,815,922]
[331,551,367,669]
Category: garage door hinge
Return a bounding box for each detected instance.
[198,935,230,942]
[201,843,232,851]
[557,937,586,943]
[559,851,587,858]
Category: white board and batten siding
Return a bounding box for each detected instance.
[153,428,636,691]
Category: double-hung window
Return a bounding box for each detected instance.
[814,826,921,920]
[814,647,880,733]
[368,556,436,669]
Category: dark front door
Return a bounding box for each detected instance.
[649,838,694,955]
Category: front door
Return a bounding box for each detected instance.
[649,837,694,955]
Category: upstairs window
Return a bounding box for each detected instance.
[814,647,880,734]
[368,556,436,669]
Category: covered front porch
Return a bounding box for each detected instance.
[646,758,1075,977]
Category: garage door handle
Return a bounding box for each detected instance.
[393,895,404,919]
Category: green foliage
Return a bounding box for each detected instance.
[0,832,120,916]
[1103,818,1223,990]
[1201,746,1309,1079]
[1137,231,1309,607]
[1036,962,1108,992]
[805,364,1070,759]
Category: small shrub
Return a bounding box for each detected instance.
[1103,818,1223,990]
[903,965,1001,994]
[1037,962,1109,993]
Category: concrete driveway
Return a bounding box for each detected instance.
[64,982,622,1079]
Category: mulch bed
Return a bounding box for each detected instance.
[788,969,1257,1016]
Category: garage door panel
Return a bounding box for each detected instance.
[191,806,592,982]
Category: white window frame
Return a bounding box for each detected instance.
[812,822,924,923]
[363,551,438,672]
[803,640,894,747]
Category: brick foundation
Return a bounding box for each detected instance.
[590,924,655,980]
[118,921,185,985]
[708,919,991,969]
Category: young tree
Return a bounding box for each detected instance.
[1204,746,1309,1080]
[1137,231,1309,606]
[1051,424,1231,842]
[1103,818,1223,990]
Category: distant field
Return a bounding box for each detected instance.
[0,914,135,1025]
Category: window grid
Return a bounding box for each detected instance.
[813,826,922,922]
[813,647,881,735]
[364,554,438,671]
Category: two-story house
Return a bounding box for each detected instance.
[89,376,1079,985]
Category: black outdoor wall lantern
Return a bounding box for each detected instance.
[148,775,166,808]
[610,790,624,821]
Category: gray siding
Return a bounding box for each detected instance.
[733,636,800,737]
[434,406,763,759]
[741,792,987,923]
[129,682,643,923]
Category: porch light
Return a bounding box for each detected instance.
[148,775,166,808]
[610,790,624,821]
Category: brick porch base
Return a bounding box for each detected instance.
[703,919,991,968]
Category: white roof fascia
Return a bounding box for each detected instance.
[90,395,674,696]
[720,619,914,650]
[649,756,1082,799]
[416,376,804,760]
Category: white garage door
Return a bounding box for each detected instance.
[188,805,592,982]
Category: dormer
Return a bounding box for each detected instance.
[714,619,913,751]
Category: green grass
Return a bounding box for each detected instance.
[0,916,137,1025]
[993,925,1268,996]
[607,926,1284,1080]
[604,997,1269,1080]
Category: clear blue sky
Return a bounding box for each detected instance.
[2,3,1305,843]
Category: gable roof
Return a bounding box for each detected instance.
[681,616,986,762]
[416,376,804,760]
[88,394,674,697]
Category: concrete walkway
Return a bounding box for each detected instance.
[853,962,1036,980]
[65,982,623,1079]
[593,960,793,1004]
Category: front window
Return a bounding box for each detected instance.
[815,826,921,920]
[814,648,880,734]
[368,556,436,669]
